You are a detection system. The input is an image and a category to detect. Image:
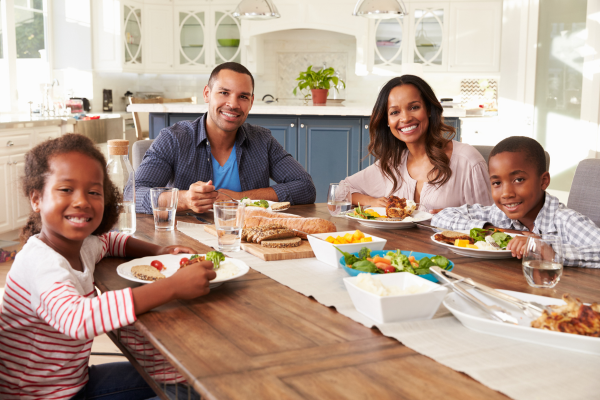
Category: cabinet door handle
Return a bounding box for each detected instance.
[7,141,14,147]
[301,124,305,128]
[365,125,368,129]
[290,123,294,127]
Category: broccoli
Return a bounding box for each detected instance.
[256,200,269,208]
[206,251,226,269]
[189,254,200,260]
[358,247,371,260]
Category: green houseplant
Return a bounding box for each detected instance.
[293,65,346,105]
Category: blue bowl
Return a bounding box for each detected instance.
[340,250,454,283]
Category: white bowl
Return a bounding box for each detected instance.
[343,273,448,324]
[307,231,387,268]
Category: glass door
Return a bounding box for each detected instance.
[123,4,142,65]
[411,6,446,68]
[214,10,240,65]
[178,10,206,67]
[374,18,403,68]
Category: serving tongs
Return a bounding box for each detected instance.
[438,269,552,318]
[430,267,519,325]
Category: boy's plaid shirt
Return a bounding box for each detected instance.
[431,192,600,268]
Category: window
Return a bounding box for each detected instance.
[14,0,45,58]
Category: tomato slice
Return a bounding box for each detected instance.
[150,260,164,271]
[179,257,189,267]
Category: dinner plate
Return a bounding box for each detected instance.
[430,230,515,259]
[241,199,291,212]
[345,207,432,230]
[116,254,250,288]
[444,289,600,355]
[339,250,454,283]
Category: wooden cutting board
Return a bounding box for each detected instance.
[203,225,315,261]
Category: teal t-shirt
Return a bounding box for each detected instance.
[211,143,242,192]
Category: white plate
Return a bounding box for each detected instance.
[116,254,250,288]
[241,199,291,212]
[345,207,432,230]
[444,289,600,355]
[430,230,515,259]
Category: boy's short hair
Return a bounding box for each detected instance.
[208,62,254,94]
[489,136,547,175]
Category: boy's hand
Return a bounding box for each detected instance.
[506,232,538,259]
[155,245,198,256]
[169,261,217,300]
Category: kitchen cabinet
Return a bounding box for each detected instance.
[407,2,450,71]
[175,7,209,70]
[0,156,10,233]
[459,116,500,145]
[245,116,298,159]
[145,3,174,71]
[123,1,144,72]
[9,153,29,228]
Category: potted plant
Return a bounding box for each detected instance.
[293,65,346,105]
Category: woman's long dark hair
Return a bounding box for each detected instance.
[368,75,456,195]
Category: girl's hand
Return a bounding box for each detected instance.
[506,232,538,259]
[156,245,198,256]
[428,208,443,215]
[169,261,217,300]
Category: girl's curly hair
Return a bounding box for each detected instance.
[20,134,120,243]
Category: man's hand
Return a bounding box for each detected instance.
[181,180,218,213]
[216,189,242,202]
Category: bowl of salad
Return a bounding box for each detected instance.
[337,247,454,283]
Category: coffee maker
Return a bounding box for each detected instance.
[103,89,113,112]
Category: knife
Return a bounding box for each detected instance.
[430,267,519,325]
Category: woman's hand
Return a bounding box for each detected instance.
[169,261,217,300]
[352,193,388,208]
[155,245,198,256]
[429,208,443,214]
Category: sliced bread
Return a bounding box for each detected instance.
[261,237,302,248]
[270,202,290,211]
[254,228,296,244]
[131,265,165,281]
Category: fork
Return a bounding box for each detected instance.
[213,191,236,201]
[485,235,502,250]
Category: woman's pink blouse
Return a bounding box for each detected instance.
[339,141,493,210]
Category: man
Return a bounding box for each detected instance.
[134,62,316,214]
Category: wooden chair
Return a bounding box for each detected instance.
[129,96,196,140]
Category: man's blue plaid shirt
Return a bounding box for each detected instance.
[134,114,316,214]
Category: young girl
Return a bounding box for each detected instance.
[0,134,215,399]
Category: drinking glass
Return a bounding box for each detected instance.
[150,187,179,231]
[522,235,564,288]
[214,201,245,252]
[327,183,353,216]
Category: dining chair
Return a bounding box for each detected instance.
[473,145,551,170]
[129,96,196,140]
[567,158,600,226]
[132,139,154,171]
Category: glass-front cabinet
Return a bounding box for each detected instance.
[373,17,405,70]
[408,3,448,70]
[123,2,143,68]
[214,10,241,65]
[176,9,207,68]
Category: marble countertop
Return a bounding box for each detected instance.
[0,113,123,130]
[127,101,469,118]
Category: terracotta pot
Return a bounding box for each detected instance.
[311,89,329,105]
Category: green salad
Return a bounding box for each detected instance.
[206,251,225,269]
[335,246,451,275]
[241,197,269,209]
[469,228,513,249]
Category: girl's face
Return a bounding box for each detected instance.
[31,152,106,247]
[387,84,430,145]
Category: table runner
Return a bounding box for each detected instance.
[177,222,600,400]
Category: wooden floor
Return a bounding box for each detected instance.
[0,244,123,365]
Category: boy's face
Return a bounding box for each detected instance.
[488,151,550,222]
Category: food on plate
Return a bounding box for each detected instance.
[336,247,451,275]
[386,196,417,219]
[354,274,431,296]
[215,260,240,279]
[261,237,302,248]
[244,216,336,238]
[131,265,166,281]
[244,207,300,219]
[270,202,291,211]
[350,203,378,219]
[324,230,373,244]
[469,228,513,249]
[206,251,226,269]
[180,254,206,268]
[150,260,165,271]
[241,197,269,208]
[434,230,475,245]
[531,294,600,337]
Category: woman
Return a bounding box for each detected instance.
[339,75,493,212]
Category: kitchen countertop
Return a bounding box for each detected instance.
[127,101,469,118]
[0,113,123,130]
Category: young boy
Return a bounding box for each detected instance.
[431,136,600,268]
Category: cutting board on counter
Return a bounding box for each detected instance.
[203,225,314,261]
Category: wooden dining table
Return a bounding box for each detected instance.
[94,204,600,400]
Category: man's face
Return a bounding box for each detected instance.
[203,69,254,134]
[488,151,550,222]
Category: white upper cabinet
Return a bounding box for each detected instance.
[407,2,450,71]
[448,1,502,72]
[370,17,406,75]
[213,9,241,67]
[122,1,144,72]
[144,4,174,72]
[175,7,209,70]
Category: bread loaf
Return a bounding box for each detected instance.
[245,207,300,219]
[261,237,302,248]
[244,216,336,238]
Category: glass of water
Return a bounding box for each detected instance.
[214,201,245,252]
[522,235,564,288]
[327,183,353,216]
[150,187,179,231]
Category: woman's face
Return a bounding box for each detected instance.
[386,84,429,145]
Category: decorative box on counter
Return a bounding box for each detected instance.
[0,249,17,263]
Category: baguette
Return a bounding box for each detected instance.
[245,207,300,219]
[244,216,336,238]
